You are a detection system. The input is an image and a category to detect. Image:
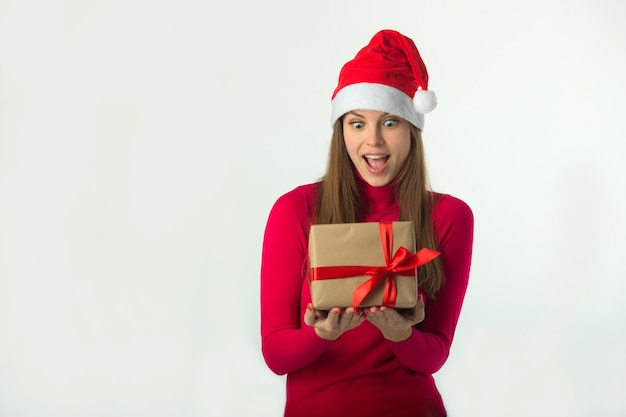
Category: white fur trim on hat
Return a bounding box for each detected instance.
[331,83,425,130]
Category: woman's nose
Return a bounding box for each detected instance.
[365,126,383,146]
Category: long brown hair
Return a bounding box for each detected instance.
[313,119,444,297]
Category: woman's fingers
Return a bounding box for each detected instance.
[304,305,365,340]
[303,303,317,326]
[342,307,364,329]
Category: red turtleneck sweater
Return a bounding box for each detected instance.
[260,178,473,417]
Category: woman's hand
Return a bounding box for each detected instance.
[364,295,426,342]
[304,304,365,341]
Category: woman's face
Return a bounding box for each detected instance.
[343,109,411,187]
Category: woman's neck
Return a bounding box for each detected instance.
[355,172,397,220]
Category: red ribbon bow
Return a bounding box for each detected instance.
[311,222,440,309]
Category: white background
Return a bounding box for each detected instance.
[1,1,625,416]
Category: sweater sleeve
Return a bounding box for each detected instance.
[386,194,474,374]
[260,187,333,375]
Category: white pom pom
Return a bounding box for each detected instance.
[413,90,437,114]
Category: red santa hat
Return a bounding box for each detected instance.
[330,29,436,130]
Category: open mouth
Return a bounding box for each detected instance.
[363,154,390,172]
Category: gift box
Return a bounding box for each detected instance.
[308,221,440,310]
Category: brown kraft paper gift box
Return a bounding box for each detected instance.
[309,221,438,310]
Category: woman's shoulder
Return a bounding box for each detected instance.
[432,192,474,229]
[268,182,320,219]
[433,192,472,214]
[274,182,319,205]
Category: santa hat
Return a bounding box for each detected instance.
[330,29,436,130]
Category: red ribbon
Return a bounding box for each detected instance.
[311,222,440,308]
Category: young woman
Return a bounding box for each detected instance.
[260,29,474,417]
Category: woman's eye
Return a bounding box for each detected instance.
[383,119,398,128]
[350,121,364,129]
